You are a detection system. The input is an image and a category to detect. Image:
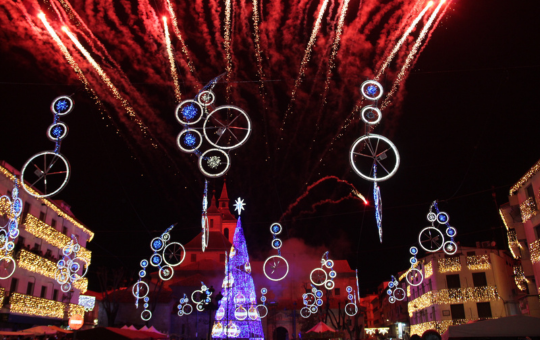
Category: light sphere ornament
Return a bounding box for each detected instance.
[263,255,289,281]
[175,100,204,125]
[361,106,382,125]
[198,148,230,178]
[177,129,203,153]
[360,80,384,101]
[51,96,74,115]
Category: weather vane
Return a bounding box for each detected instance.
[233,197,245,215]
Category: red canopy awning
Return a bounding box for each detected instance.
[306,322,336,333]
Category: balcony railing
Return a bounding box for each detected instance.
[530,239,540,264]
[438,257,461,273]
[9,292,84,319]
[520,197,538,222]
[466,255,491,270]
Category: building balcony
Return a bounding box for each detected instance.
[466,255,491,271]
[9,292,84,319]
[17,249,88,293]
[24,215,92,264]
[411,318,493,336]
[520,197,538,223]
[513,265,528,292]
[530,239,540,264]
[507,229,521,259]
[438,257,461,273]
[408,286,499,315]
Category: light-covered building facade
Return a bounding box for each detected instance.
[406,245,521,336]
[499,158,540,317]
[0,161,93,328]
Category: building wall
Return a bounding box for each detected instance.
[0,162,92,325]
[406,246,522,335]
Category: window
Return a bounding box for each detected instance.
[450,304,466,320]
[446,274,461,289]
[477,302,492,318]
[472,272,487,287]
[335,288,340,296]
[53,289,59,301]
[40,286,47,298]
[51,219,57,228]
[224,228,229,240]
[62,226,68,235]
[467,251,476,256]
[26,282,34,296]
[210,219,214,229]
[39,211,46,221]
[10,278,19,293]
[526,185,534,198]
[191,254,197,262]
[534,224,540,240]
[219,253,225,262]
[23,202,31,219]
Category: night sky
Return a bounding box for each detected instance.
[0,0,539,295]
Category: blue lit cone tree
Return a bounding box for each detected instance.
[211,217,264,339]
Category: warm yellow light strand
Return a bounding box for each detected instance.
[437,257,461,273]
[466,255,491,271]
[509,159,540,195]
[165,0,197,75]
[408,286,499,315]
[10,292,85,319]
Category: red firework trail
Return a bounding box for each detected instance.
[381,0,446,110]
[163,17,182,103]
[278,0,330,146]
[279,176,365,222]
[294,192,366,221]
[165,0,197,77]
[375,1,433,80]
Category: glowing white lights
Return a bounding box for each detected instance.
[203,105,252,150]
[198,149,230,178]
[264,222,289,281]
[418,226,444,252]
[361,106,382,125]
[233,197,246,215]
[360,80,384,101]
[309,252,336,289]
[21,151,71,198]
[55,235,88,292]
[176,100,203,125]
[419,201,458,255]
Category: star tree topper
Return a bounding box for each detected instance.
[233,197,245,215]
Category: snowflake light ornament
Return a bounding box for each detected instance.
[208,156,221,169]
[233,197,245,215]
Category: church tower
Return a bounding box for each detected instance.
[218,179,236,244]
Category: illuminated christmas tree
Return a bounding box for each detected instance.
[211,216,264,339]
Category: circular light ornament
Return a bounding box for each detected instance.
[21,151,71,198]
[324,260,334,269]
[203,105,252,150]
[51,96,74,115]
[361,106,382,125]
[163,242,186,266]
[349,134,400,182]
[151,237,164,251]
[393,288,406,301]
[177,129,203,153]
[325,280,335,290]
[198,148,230,178]
[345,303,358,317]
[427,212,437,222]
[410,246,418,255]
[389,296,396,304]
[263,255,289,281]
[300,307,311,318]
[139,270,146,278]
[47,122,68,141]
[183,304,193,315]
[256,305,268,319]
[261,288,267,295]
[360,80,384,101]
[159,265,174,281]
[235,306,248,320]
[443,241,458,255]
[310,268,328,286]
[310,306,318,313]
[446,227,457,237]
[132,281,149,299]
[150,253,162,267]
[406,268,424,287]
[271,238,282,249]
[388,281,395,289]
[176,100,203,125]
[141,310,152,321]
[329,270,337,278]
[437,212,449,224]
[140,259,148,268]
[410,257,417,265]
[61,282,71,292]
[0,257,16,279]
[198,90,215,107]
[418,226,444,252]
[270,223,282,235]
[346,286,353,293]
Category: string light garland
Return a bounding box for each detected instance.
[17,249,88,293]
[466,255,491,271]
[513,265,528,291]
[437,257,461,273]
[519,197,537,222]
[0,178,22,279]
[499,209,511,230]
[507,229,521,259]
[408,286,499,315]
[10,292,84,319]
[24,215,91,263]
[509,159,540,196]
[425,261,433,278]
[0,164,94,240]
[0,287,4,306]
[529,240,540,264]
